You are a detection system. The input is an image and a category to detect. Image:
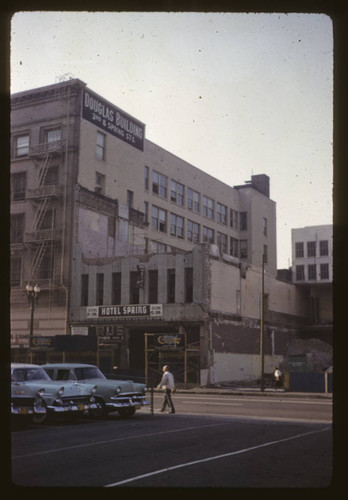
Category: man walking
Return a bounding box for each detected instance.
[157,365,176,414]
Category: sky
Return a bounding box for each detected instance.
[10,11,333,269]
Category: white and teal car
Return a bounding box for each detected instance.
[11,363,98,422]
[42,363,149,418]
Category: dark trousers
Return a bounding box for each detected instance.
[161,389,175,412]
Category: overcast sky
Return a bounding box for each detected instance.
[10,11,333,268]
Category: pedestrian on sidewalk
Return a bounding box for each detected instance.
[157,365,176,413]
[273,367,282,390]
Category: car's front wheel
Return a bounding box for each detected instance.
[117,407,136,419]
[32,400,48,424]
[89,398,107,417]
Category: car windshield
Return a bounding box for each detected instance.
[74,367,106,380]
[12,367,51,382]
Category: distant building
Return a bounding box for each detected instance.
[10,78,326,384]
[291,225,333,343]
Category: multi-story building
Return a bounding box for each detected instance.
[11,78,310,384]
[291,225,332,343]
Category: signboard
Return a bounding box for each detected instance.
[71,326,88,336]
[82,89,145,151]
[153,334,185,351]
[31,336,54,349]
[87,304,163,319]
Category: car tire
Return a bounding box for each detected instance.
[32,400,48,424]
[117,407,136,419]
[89,398,107,417]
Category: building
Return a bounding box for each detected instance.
[10,78,314,384]
[290,225,333,344]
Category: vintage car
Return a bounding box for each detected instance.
[11,388,47,423]
[42,363,149,418]
[11,363,99,422]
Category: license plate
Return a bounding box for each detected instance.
[78,404,85,411]
[135,404,141,410]
[19,407,29,414]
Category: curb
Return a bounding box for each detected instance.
[162,388,333,399]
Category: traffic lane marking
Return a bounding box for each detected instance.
[104,426,331,487]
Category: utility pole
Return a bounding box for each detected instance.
[260,254,265,392]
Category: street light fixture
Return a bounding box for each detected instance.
[26,283,41,363]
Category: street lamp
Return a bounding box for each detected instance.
[26,283,41,363]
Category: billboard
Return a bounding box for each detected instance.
[82,89,145,151]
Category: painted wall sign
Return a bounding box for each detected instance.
[87,304,163,319]
[82,89,145,151]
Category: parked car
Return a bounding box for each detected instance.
[11,363,99,422]
[42,363,149,418]
[11,387,47,424]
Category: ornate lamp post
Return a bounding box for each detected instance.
[26,283,41,363]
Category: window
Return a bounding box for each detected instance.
[307,241,316,257]
[263,218,268,236]
[150,241,167,253]
[308,264,316,281]
[112,272,122,304]
[295,242,304,258]
[203,196,214,219]
[240,240,248,258]
[15,135,29,157]
[187,220,200,243]
[187,188,200,213]
[10,256,22,286]
[240,212,247,230]
[127,190,134,207]
[152,171,167,198]
[44,166,59,185]
[167,269,176,303]
[148,270,158,303]
[230,237,239,257]
[81,274,89,306]
[46,128,61,149]
[217,232,227,253]
[151,206,167,233]
[144,202,149,224]
[185,267,193,303]
[170,213,184,238]
[320,240,329,256]
[41,209,55,230]
[170,180,185,206]
[230,209,239,229]
[11,172,26,201]
[320,263,329,280]
[11,213,25,243]
[96,131,106,160]
[95,172,105,195]
[296,265,305,281]
[130,271,140,304]
[203,226,214,244]
[40,249,53,280]
[217,203,227,225]
[96,273,104,305]
[144,166,149,190]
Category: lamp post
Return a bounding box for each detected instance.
[26,283,41,363]
[260,254,265,392]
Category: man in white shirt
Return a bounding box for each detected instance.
[157,365,176,413]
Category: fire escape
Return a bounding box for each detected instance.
[24,140,64,288]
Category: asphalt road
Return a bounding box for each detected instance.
[11,393,333,488]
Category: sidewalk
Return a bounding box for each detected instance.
[172,386,332,399]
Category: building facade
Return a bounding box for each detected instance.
[10,78,317,384]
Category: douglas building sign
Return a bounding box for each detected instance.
[82,89,145,151]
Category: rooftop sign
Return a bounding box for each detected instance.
[82,89,145,151]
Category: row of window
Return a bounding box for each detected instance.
[81,268,194,307]
[295,240,329,258]
[13,128,62,158]
[295,263,330,281]
[10,253,53,286]
[144,165,251,230]
[11,167,60,202]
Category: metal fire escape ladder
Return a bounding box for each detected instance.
[29,152,53,282]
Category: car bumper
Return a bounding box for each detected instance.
[47,402,99,413]
[107,395,150,409]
